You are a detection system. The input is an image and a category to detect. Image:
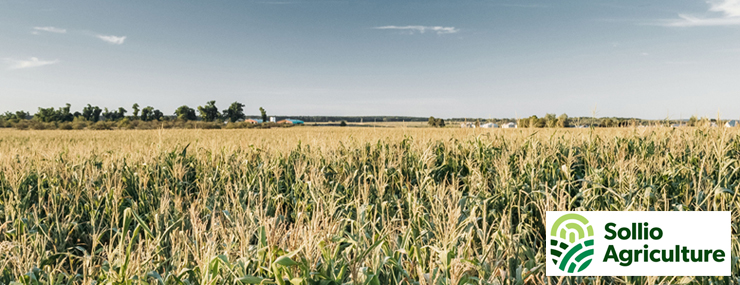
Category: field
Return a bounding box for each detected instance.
[0,127,738,285]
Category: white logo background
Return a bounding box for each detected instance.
[546,211,730,276]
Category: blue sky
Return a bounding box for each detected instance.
[1,0,739,119]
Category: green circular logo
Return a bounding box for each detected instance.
[550,213,595,273]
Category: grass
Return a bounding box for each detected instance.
[0,127,738,285]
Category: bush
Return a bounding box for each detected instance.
[14,120,29,130]
[29,121,48,130]
[89,121,112,130]
[117,118,131,129]
[58,122,73,130]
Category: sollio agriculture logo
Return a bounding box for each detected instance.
[549,213,595,273]
[546,211,730,276]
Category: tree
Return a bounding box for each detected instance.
[518,118,530,128]
[557,114,569,128]
[545,113,557,128]
[60,104,74,122]
[140,106,153,121]
[428,116,437,127]
[427,116,445,127]
[132,103,140,120]
[117,107,127,120]
[525,115,545,128]
[15,111,29,120]
[688,115,697,127]
[259,107,267,123]
[82,104,102,122]
[175,105,197,121]
[102,108,112,121]
[340,120,347,127]
[34,107,57,122]
[198,101,220,122]
[436,118,445,127]
[223,102,246,123]
[2,111,29,121]
[151,109,164,121]
[34,104,74,122]
[600,118,615,128]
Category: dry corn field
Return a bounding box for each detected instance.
[0,127,738,285]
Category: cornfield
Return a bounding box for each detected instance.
[0,127,738,285]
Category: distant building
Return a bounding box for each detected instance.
[480,123,499,128]
[726,120,738,127]
[245,119,263,124]
[277,119,304,124]
[270,117,276,123]
[501,122,517,129]
[460,122,475,128]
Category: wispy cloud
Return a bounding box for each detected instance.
[4,57,59,70]
[96,35,126,44]
[374,25,459,35]
[659,0,740,27]
[33,26,67,34]
[709,0,740,17]
[493,3,548,8]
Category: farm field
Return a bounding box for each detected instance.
[0,127,738,284]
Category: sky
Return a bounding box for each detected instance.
[1,0,739,119]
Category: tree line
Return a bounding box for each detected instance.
[451,114,728,128]
[0,101,278,130]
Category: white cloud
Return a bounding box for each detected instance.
[33,26,66,34]
[660,0,740,26]
[374,25,459,35]
[709,0,740,17]
[4,57,59,70]
[97,35,126,44]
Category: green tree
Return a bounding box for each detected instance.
[141,106,153,121]
[223,102,246,123]
[117,107,127,120]
[600,118,615,128]
[198,101,220,122]
[436,118,445,127]
[151,109,164,121]
[2,111,28,121]
[428,116,437,127]
[82,104,102,122]
[545,113,557,128]
[102,108,112,121]
[259,107,268,123]
[34,104,74,122]
[34,107,57,122]
[518,118,530,128]
[175,105,197,121]
[340,120,347,127]
[688,115,697,127]
[132,103,140,120]
[557,114,569,128]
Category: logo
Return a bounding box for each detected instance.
[546,211,730,276]
[550,213,595,273]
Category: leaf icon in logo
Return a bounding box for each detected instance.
[550,213,595,273]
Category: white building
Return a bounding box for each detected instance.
[726,120,738,127]
[460,122,476,128]
[502,122,517,129]
[480,122,499,128]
